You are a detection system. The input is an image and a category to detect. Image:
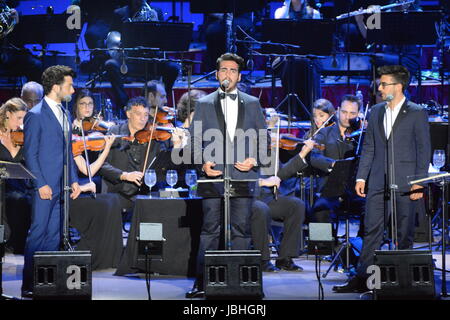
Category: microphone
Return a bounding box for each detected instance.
[385,94,394,102]
[221,79,230,90]
[120,56,128,74]
[63,95,72,103]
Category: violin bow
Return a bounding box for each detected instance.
[311,113,335,138]
[141,106,158,175]
[273,118,281,200]
[79,121,96,198]
[355,102,369,156]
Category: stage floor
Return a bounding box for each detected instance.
[2,247,448,300]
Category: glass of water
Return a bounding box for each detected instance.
[185,169,198,198]
[166,170,178,198]
[144,169,157,198]
[433,149,446,171]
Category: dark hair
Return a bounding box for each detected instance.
[377,65,411,92]
[73,89,94,118]
[216,53,245,73]
[313,98,335,115]
[340,94,361,109]
[144,80,165,98]
[41,65,76,95]
[125,96,148,112]
[177,89,207,123]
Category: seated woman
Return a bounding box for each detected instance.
[0,98,30,254]
[69,89,124,270]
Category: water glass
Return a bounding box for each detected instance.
[433,149,446,170]
[144,169,157,198]
[185,169,198,198]
[166,170,178,198]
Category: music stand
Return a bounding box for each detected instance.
[319,158,359,278]
[190,0,266,15]
[0,161,35,300]
[367,11,442,102]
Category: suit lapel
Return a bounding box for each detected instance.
[378,103,387,142]
[389,100,409,140]
[213,90,226,136]
[235,92,245,134]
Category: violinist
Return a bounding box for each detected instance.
[99,96,174,210]
[145,80,168,118]
[252,139,316,272]
[68,89,123,270]
[309,94,365,235]
[0,97,30,254]
[303,98,336,139]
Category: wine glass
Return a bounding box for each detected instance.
[185,169,198,198]
[166,170,178,198]
[144,169,157,198]
[433,149,446,171]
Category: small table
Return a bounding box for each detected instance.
[115,195,203,276]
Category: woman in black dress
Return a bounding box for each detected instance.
[0,97,31,254]
[69,90,124,270]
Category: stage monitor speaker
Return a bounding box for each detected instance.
[308,223,334,255]
[33,251,92,300]
[204,250,263,300]
[373,250,435,300]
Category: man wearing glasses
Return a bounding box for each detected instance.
[333,65,431,293]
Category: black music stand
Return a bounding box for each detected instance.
[319,158,359,278]
[367,11,442,102]
[261,19,334,121]
[0,161,35,300]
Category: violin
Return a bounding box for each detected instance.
[10,130,24,146]
[72,132,108,156]
[276,133,325,151]
[131,122,174,144]
[81,117,113,133]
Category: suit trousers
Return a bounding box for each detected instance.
[356,189,417,278]
[22,191,62,291]
[251,196,305,261]
[195,197,253,289]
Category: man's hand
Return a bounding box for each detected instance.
[121,171,144,186]
[234,158,256,172]
[410,184,424,201]
[259,176,281,188]
[70,182,81,200]
[202,161,222,177]
[38,185,52,200]
[355,180,366,198]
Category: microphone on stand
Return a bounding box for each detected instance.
[221,79,230,91]
[120,51,128,74]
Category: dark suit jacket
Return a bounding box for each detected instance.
[356,100,431,192]
[23,99,78,191]
[310,124,356,192]
[99,122,168,197]
[190,89,269,182]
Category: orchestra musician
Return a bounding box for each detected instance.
[186,53,269,298]
[333,65,431,293]
[21,65,81,298]
[308,94,365,235]
[252,139,316,272]
[0,97,30,254]
[20,82,44,110]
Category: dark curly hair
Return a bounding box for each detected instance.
[125,96,148,112]
[41,65,76,95]
[216,53,245,73]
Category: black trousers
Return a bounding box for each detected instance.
[251,196,305,262]
[356,189,418,278]
[195,197,253,289]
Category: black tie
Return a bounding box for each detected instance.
[219,92,237,100]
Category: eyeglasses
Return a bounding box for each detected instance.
[379,82,399,88]
[79,102,94,107]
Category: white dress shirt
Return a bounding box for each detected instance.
[384,96,405,139]
[219,88,239,140]
[44,96,65,129]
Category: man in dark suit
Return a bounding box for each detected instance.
[309,95,365,228]
[99,96,170,210]
[186,53,268,298]
[253,139,315,272]
[333,65,431,293]
[22,65,81,297]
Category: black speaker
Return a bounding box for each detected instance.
[373,250,435,300]
[33,251,92,300]
[204,250,263,299]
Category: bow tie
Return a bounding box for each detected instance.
[219,92,237,100]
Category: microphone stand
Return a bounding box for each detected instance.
[62,100,73,251]
[222,82,232,250]
[387,99,398,250]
